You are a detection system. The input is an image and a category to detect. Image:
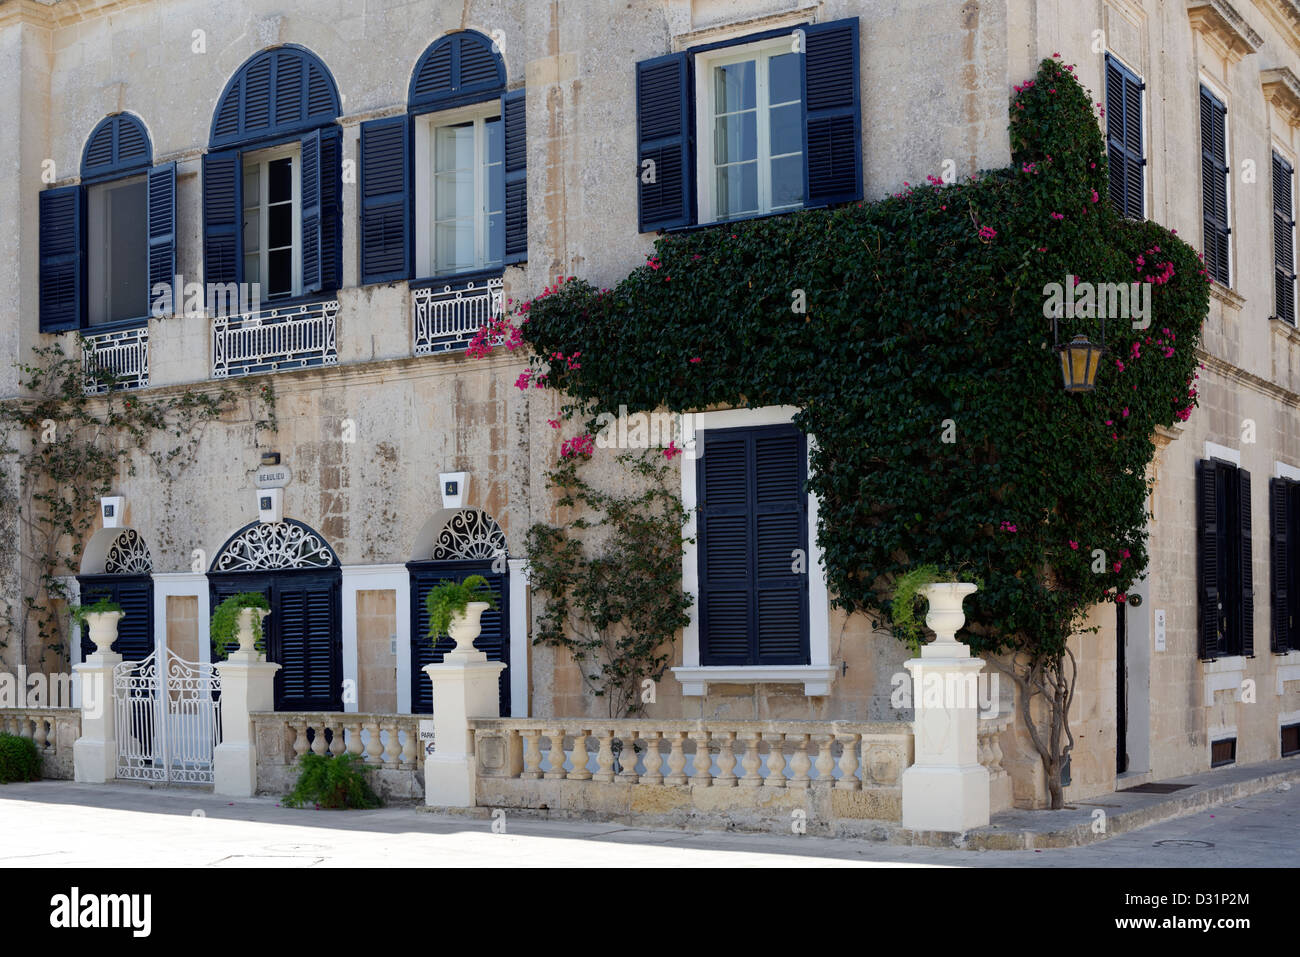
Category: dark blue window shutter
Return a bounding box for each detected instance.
[318,124,343,292]
[78,577,154,662]
[300,128,322,294]
[636,53,693,232]
[1200,87,1230,285]
[202,149,242,287]
[802,17,861,207]
[503,88,527,264]
[1104,56,1144,220]
[211,47,340,150]
[1239,467,1254,657]
[699,424,809,666]
[359,115,411,284]
[1270,479,1292,653]
[147,162,176,303]
[1273,153,1295,323]
[82,113,152,182]
[409,562,510,715]
[39,185,84,332]
[1197,459,1222,660]
[272,577,341,711]
[409,31,506,113]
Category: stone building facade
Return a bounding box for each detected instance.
[0,0,1298,809]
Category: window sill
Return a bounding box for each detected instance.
[1202,654,1246,703]
[410,268,505,291]
[1269,315,1300,344]
[1276,652,1300,694]
[83,316,151,334]
[671,665,836,697]
[1208,282,1246,311]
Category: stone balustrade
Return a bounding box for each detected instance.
[251,711,425,800]
[979,711,1014,813]
[468,718,914,831]
[0,708,81,779]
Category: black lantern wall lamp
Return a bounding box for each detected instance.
[1053,310,1105,392]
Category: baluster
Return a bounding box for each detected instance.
[789,734,812,789]
[714,731,738,787]
[347,721,365,760]
[290,721,309,761]
[310,722,328,756]
[640,732,663,785]
[739,732,762,787]
[32,718,48,752]
[835,732,861,790]
[544,729,567,779]
[977,732,991,769]
[666,732,688,785]
[521,729,544,779]
[401,724,419,766]
[569,729,592,780]
[813,734,835,789]
[762,732,786,787]
[381,721,401,766]
[593,730,616,782]
[618,731,640,783]
[989,734,1005,778]
[18,717,33,740]
[329,721,347,758]
[690,730,712,786]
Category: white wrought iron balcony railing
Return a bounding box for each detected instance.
[413,277,504,356]
[212,300,339,379]
[82,326,149,395]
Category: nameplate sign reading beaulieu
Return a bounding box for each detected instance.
[255,467,292,489]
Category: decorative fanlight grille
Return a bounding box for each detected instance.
[212,521,337,571]
[104,529,153,574]
[431,509,507,561]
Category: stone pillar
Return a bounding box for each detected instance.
[213,609,279,797]
[901,583,990,832]
[72,612,122,783]
[423,602,505,807]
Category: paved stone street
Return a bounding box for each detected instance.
[0,780,1295,867]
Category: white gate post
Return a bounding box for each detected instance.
[213,610,279,797]
[901,583,990,832]
[73,612,122,783]
[423,602,505,807]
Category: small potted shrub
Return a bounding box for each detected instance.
[888,565,980,655]
[425,575,499,654]
[69,598,125,655]
[211,592,271,660]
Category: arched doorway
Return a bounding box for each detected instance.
[408,509,510,716]
[77,527,154,662]
[208,519,342,711]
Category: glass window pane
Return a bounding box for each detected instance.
[268,157,292,203]
[243,208,260,253]
[268,203,292,249]
[435,220,475,271]
[485,117,504,166]
[435,171,473,220]
[242,165,260,208]
[771,154,804,208]
[715,161,758,219]
[714,60,756,113]
[769,52,801,105]
[435,123,475,170]
[486,210,504,266]
[87,178,148,325]
[770,103,802,157]
[244,253,260,286]
[267,248,292,298]
[714,111,757,164]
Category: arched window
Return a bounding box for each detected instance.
[77,528,156,662]
[359,30,527,286]
[202,45,343,302]
[37,112,175,333]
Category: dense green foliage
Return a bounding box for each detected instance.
[424,575,499,644]
[0,733,42,783]
[210,592,270,659]
[526,453,693,717]
[282,752,381,810]
[509,58,1209,659]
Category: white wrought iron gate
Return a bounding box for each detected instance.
[113,648,222,784]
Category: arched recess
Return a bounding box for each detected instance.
[407,508,510,715]
[77,528,155,662]
[208,519,342,711]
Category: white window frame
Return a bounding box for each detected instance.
[242,143,302,300]
[86,173,149,326]
[1200,75,1232,288]
[414,102,503,279]
[671,405,835,696]
[694,37,804,225]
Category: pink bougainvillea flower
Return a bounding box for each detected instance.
[1069,540,1079,550]
[547,419,560,429]
[1113,561,1122,573]
[1090,189,1099,203]
[1116,593,1127,603]
[514,370,534,391]
[978,225,997,240]
[689,357,702,364]
[663,441,683,461]
[1121,408,1129,418]
[1050,211,1065,220]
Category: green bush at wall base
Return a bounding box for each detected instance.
[0,733,42,783]
[282,751,382,809]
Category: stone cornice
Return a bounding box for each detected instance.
[0,0,152,32]
[1262,67,1300,126]
[1187,0,1264,63]
[1196,347,1300,407]
[1256,0,1300,57]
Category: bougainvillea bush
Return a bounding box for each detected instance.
[483,58,1211,806]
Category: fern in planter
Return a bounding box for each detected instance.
[888,566,984,653]
[210,592,270,660]
[67,598,124,626]
[424,575,499,644]
[282,752,381,809]
[0,733,42,783]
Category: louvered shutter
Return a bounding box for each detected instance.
[78,577,154,662]
[503,88,528,264]
[273,576,340,711]
[1273,153,1296,324]
[1104,56,1144,220]
[300,128,322,294]
[359,116,411,284]
[698,424,809,666]
[147,162,176,304]
[38,185,84,332]
[1271,478,1292,653]
[1197,459,1222,660]
[803,17,862,207]
[636,53,693,232]
[82,114,152,182]
[408,562,510,715]
[1200,88,1230,285]
[318,124,343,292]
[202,149,242,287]
[1239,467,1254,657]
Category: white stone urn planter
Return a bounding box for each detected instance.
[446,601,491,657]
[919,582,978,658]
[82,611,123,656]
[234,607,271,657]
